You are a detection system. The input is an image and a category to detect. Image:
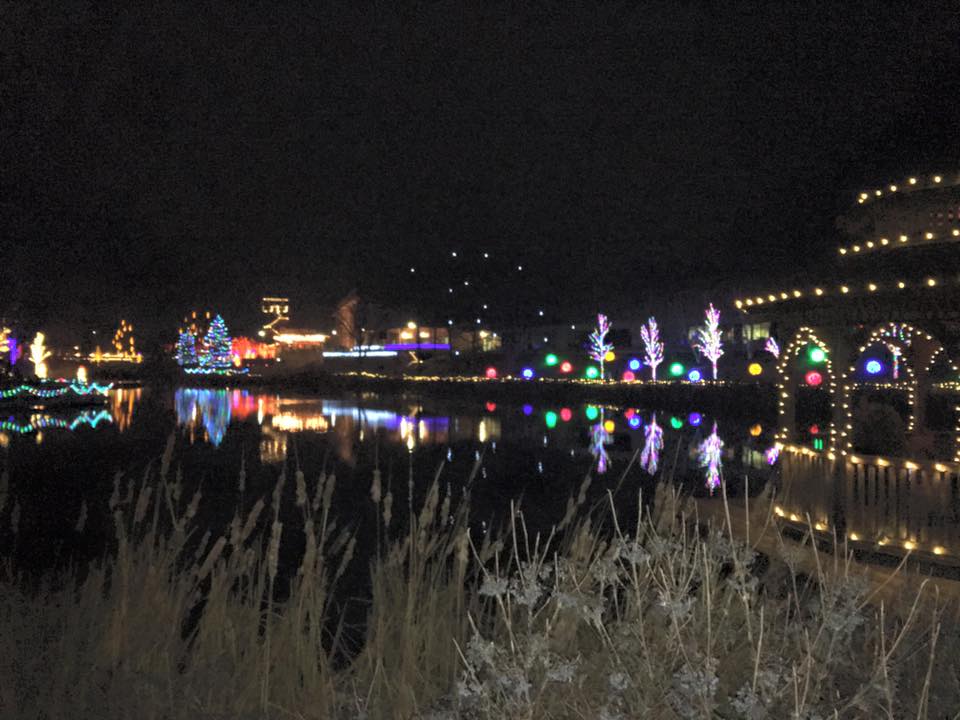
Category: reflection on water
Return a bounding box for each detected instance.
[9,384,960,568]
[589,413,612,474]
[175,388,232,447]
[641,413,663,475]
[698,422,723,493]
[0,409,113,442]
[110,388,141,432]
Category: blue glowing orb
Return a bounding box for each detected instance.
[628,358,641,371]
[865,359,883,375]
[688,369,702,382]
[628,416,641,429]
[522,404,533,416]
[688,412,702,426]
[521,367,535,379]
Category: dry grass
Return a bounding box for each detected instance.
[1,441,959,719]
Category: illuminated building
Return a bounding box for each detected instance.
[232,336,278,361]
[274,330,328,349]
[734,170,960,455]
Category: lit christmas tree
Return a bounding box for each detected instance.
[588,313,614,380]
[175,330,198,367]
[695,304,723,380]
[640,317,664,380]
[204,314,233,369]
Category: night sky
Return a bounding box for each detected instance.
[3,3,959,342]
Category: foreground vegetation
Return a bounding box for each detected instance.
[1,444,958,719]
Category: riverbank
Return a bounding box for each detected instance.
[1,458,955,718]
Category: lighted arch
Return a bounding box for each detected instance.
[776,327,837,449]
[839,323,955,456]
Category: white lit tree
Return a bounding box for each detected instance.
[588,313,614,380]
[695,303,723,380]
[640,317,664,380]
[30,332,51,380]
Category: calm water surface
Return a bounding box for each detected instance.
[2,385,959,573]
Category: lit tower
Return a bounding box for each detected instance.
[261,297,290,338]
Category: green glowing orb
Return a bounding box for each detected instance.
[585,405,599,421]
[545,353,559,366]
[668,362,685,377]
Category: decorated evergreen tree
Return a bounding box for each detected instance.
[205,314,233,369]
[175,330,198,366]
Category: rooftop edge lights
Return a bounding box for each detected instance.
[382,343,451,351]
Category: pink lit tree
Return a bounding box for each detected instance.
[640,317,664,380]
[695,303,723,380]
[588,313,614,380]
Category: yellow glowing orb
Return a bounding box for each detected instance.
[749,424,762,437]
[604,350,615,362]
[603,419,615,433]
[747,362,763,376]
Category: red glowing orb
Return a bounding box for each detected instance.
[560,407,573,422]
[622,370,636,382]
[485,401,497,413]
[624,407,636,419]
[560,361,573,373]
[809,424,820,435]
[804,371,823,387]
[484,367,498,379]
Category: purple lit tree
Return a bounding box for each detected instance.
[695,304,723,380]
[764,337,780,358]
[588,313,614,380]
[640,317,664,380]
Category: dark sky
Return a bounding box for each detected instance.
[3,2,959,341]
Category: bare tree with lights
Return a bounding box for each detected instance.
[695,303,723,380]
[588,313,614,380]
[640,317,664,380]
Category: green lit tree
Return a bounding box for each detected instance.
[205,314,233,369]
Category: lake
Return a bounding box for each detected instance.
[2,385,960,578]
